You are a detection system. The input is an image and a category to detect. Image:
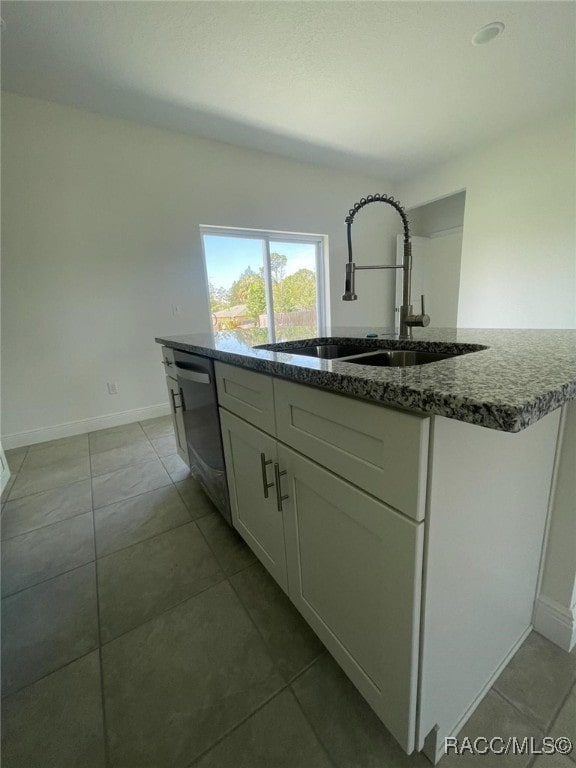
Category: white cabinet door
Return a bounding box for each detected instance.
[279,443,424,753]
[166,376,189,465]
[219,409,288,591]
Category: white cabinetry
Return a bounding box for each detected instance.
[215,361,426,753]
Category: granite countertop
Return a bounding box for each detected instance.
[155,327,576,433]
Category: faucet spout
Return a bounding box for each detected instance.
[342,194,430,338]
[342,262,357,301]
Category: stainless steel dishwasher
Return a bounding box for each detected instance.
[171,350,231,524]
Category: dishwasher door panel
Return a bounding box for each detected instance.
[174,352,231,524]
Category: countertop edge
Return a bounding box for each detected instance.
[155,334,576,433]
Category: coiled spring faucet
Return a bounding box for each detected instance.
[342,194,430,339]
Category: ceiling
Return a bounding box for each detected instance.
[1,1,574,181]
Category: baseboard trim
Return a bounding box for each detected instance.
[1,404,171,450]
[533,595,576,652]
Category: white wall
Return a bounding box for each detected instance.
[1,93,400,446]
[398,111,576,329]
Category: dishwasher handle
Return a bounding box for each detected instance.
[174,363,211,385]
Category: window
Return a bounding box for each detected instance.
[200,226,327,341]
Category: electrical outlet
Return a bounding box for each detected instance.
[172,304,181,316]
[107,382,119,395]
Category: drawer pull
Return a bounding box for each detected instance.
[274,463,289,512]
[260,453,274,499]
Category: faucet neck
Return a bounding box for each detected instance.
[400,239,413,340]
[344,194,414,338]
[345,194,411,266]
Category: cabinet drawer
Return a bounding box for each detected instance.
[274,378,429,520]
[215,362,276,436]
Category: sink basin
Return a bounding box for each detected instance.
[274,343,380,359]
[338,350,456,367]
[254,337,486,367]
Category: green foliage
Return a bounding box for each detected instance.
[274,269,316,312]
[269,252,287,283]
[209,255,316,322]
[208,282,230,312]
[228,266,259,306]
[246,278,266,319]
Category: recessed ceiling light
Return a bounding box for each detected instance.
[472,21,505,46]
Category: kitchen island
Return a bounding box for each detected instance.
[156,327,575,764]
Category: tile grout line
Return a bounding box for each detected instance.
[191,503,246,577]
[92,478,174,511]
[489,686,546,736]
[289,684,341,768]
[1,504,93,542]
[226,569,326,685]
[96,562,228,649]
[489,688,549,768]
[182,571,331,768]
[2,446,30,505]
[3,530,220,693]
[2,426,180,699]
[546,672,576,733]
[2,451,183,596]
[89,437,114,768]
[96,529,271,661]
[493,678,575,739]
[3,433,170,506]
[184,652,330,768]
[1,646,101,702]
[5,470,91,505]
[95,515,200,561]
[1,552,97,601]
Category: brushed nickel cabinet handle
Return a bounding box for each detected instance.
[260,453,274,499]
[274,462,289,512]
[170,389,182,411]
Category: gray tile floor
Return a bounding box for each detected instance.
[1,416,575,768]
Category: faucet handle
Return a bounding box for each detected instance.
[418,294,431,327]
[405,295,430,327]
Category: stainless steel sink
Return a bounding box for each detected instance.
[254,338,485,367]
[338,350,455,367]
[276,343,380,359]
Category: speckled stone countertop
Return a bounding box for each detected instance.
[155,327,576,433]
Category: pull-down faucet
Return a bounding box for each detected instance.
[342,194,430,339]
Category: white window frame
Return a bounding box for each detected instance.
[200,225,329,342]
